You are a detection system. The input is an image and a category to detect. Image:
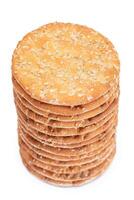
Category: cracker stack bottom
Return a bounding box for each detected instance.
[12,23,120,186]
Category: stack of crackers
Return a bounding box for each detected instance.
[12,23,120,186]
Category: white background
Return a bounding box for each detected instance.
[0,0,133,199]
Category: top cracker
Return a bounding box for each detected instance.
[12,22,120,106]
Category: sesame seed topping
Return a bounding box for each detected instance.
[12,22,120,105]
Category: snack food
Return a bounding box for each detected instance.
[12,22,120,186]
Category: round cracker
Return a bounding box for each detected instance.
[19,126,116,157]
[13,77,119,116]
[20,147,115,186]
[20,139,115,174]
[15,92,117,128]
[12,23,119,106]
[18,108,117,139]
[16,99,118,136]
[14,86,118,121]
[19,116,117,149]
[18,113,116,147]
[19,135,115,164]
